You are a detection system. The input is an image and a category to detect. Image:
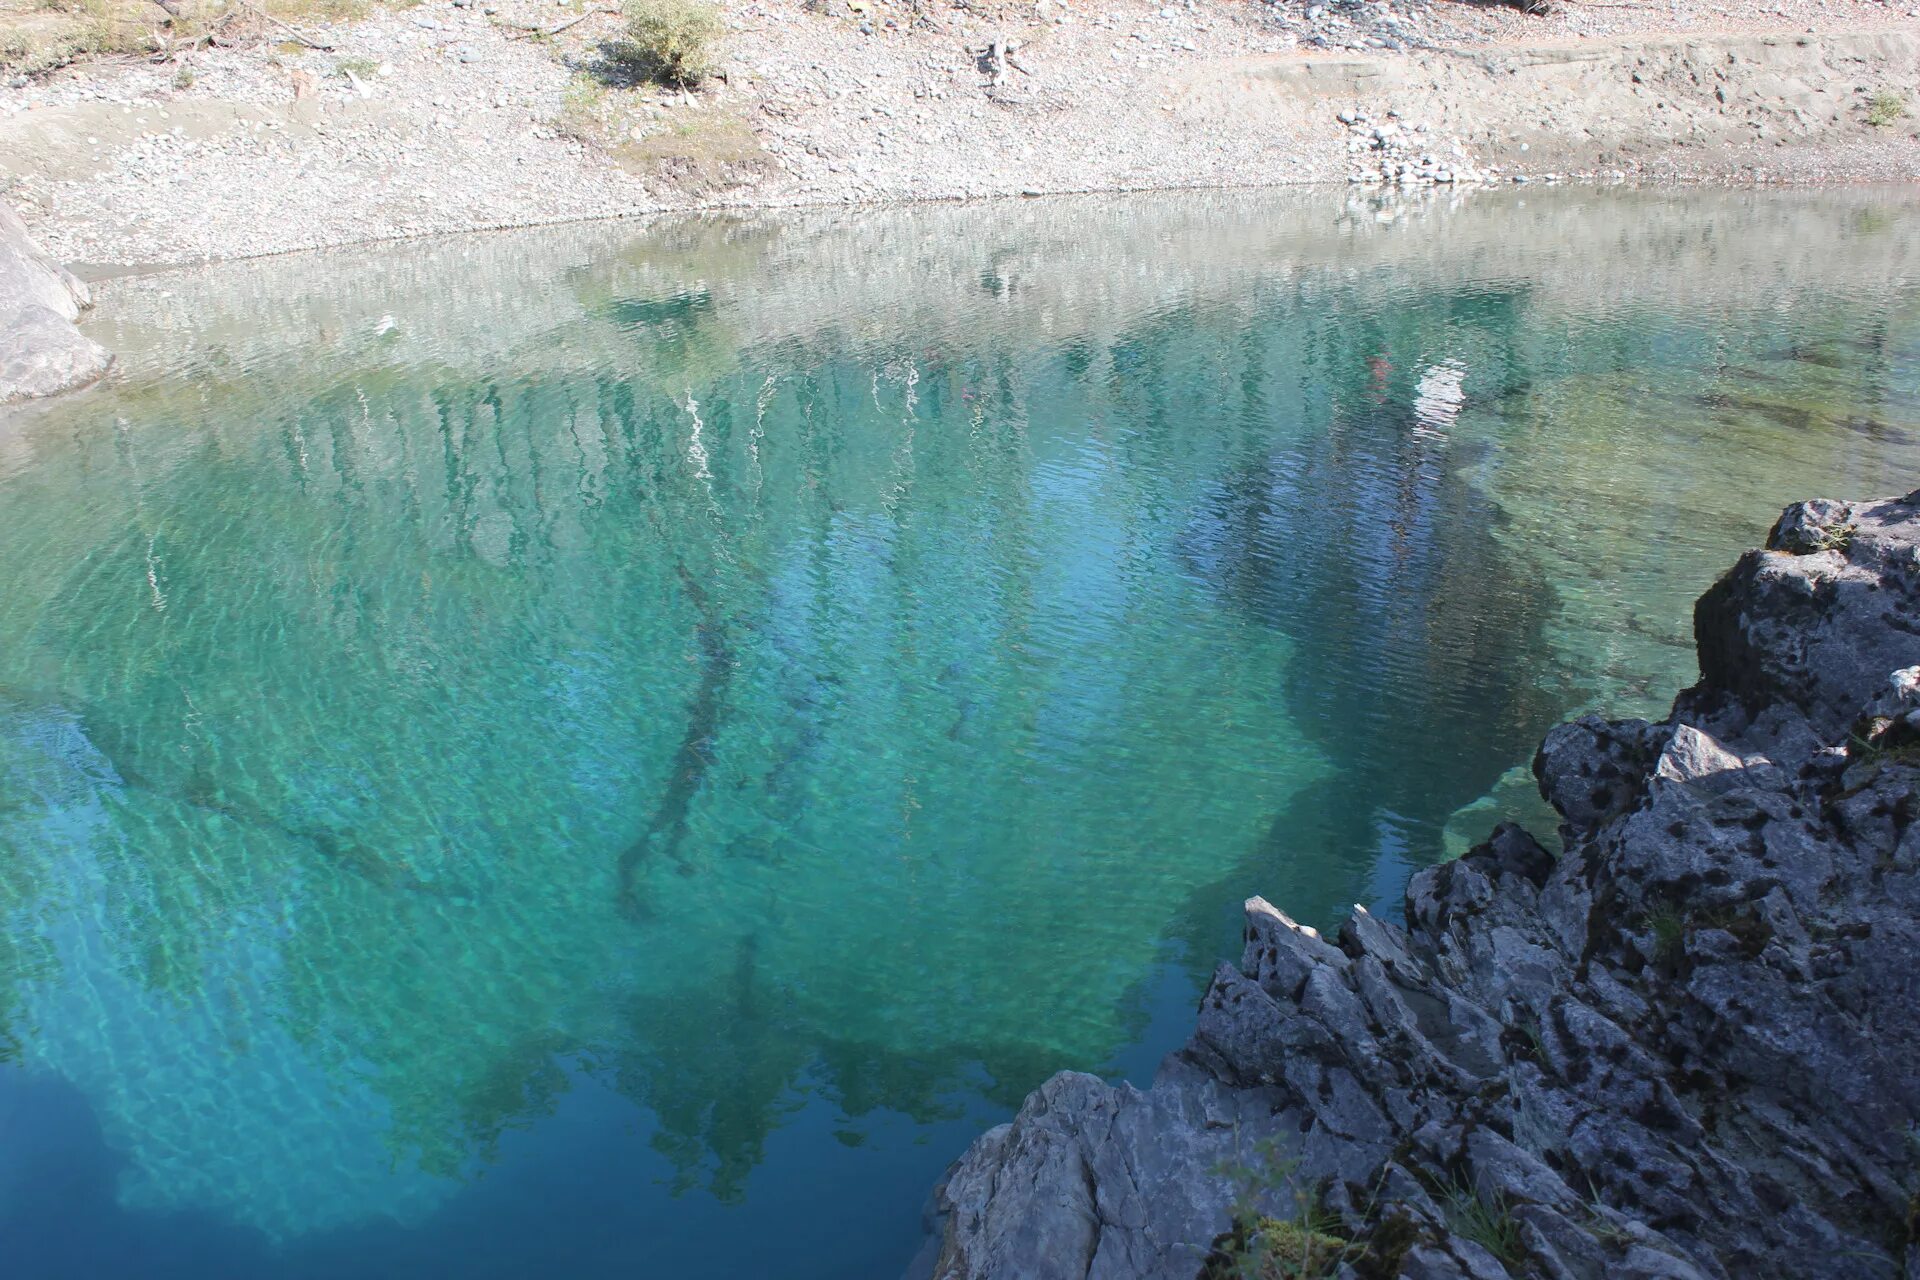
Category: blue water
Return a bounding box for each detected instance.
[0,188,1916,1277]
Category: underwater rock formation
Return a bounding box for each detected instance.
[0,201,111,404]
[929,492,1920,1280]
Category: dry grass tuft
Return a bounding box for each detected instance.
[1,0,381,75]
[551,71,771,195]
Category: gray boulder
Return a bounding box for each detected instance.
[932,1063,1297,1280]
[1690,493,1920,742]
[0,203,111,403]
[927,493,1920,1280]
[1,304,115,403]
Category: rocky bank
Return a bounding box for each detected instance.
[929,493,1920,1279]
[0,199,109,401]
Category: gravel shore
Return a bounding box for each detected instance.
[2,0,1917,266]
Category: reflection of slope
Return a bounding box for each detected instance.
[0,703,456,1240]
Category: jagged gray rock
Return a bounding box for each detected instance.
[937,1064,1299,1280]
[1,202,111,404]
[927,492,1920,1280]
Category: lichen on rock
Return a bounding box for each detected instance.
[927,491,1920,1280]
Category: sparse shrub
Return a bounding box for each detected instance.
[1807,521,1856,553]
[1867,90,1909,128]
[172,60,193,88]
[1513,1016,1550,1067]
[1204,1137,1356,1279]
[553,71,611,142]
[1207,1215,1351,1279]
[1444,1180,1525,1269]
[619,0,721,86]
[334,54,377,79]
[1847,728,1920,770]
[78,0,154,55]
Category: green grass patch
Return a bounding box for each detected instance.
[1444,1180,1525,1269]
[1646,904,1685,968]
[1866,90,1908,128]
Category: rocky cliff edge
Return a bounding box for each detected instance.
[930,492,1920,1280]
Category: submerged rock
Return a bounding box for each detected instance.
[1,202,112,404]
[927,492,1920,1280]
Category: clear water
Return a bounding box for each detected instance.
[0,188,1916,1279]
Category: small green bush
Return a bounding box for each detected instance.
[1866,91,1909,128]
[1205,1137,1356,1279]
[620,0,721,86]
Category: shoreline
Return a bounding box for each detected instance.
[42,171,1653,278]
[3,0,1916,268]
[52,163,1908,281]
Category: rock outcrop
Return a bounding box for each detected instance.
[1,201,111,404]
[929,492,1920,1280]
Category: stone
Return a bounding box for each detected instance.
[0,304,114,403]
[931,1063,1294,1280]
[1534,715,1667,839]
[926,493,1920,1280]
[0,203,111,403]
[1691,493,1920,741]
[0,202,89,322]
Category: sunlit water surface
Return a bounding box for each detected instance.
[1,188,1917,1278]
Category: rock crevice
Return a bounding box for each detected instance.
[929,492,1920,1280]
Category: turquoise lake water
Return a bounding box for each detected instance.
[0,188,1917,1277]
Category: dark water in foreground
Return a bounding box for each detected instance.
[0,188,1917,1278]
